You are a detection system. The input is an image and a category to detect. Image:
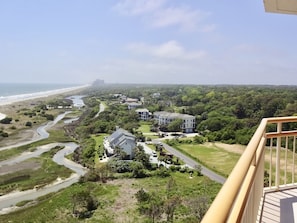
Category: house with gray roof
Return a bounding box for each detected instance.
[104,127,136,159]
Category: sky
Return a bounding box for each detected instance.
[1,0,297,85]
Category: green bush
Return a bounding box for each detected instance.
[25,121,32,127]
[0,117,12,124]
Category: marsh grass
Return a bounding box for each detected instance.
[0,148,72,194]
[0,172,221,223]
[0,182,120,223]
[0,129,72,161]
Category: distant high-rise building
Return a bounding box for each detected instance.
[92,79,105,86]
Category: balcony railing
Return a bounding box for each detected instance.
[201,116,297,223]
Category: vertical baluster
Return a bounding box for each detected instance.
[293,136,296,184]
[269,138,272,188]
[285,136,288,185]
[276,123,282,189]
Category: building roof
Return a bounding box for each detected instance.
[264,0,297,15]
[154,111,195,119]
[108,128,136,147]
[136,108,149,113]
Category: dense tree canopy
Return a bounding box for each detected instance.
[76,84,297,147]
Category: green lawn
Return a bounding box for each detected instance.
[137,122,159,139]
[91,133,107,167]
[175,144,241,177]
[138,123,151,133]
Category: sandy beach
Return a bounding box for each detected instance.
[0,84,89,147]
[0,84,89,121]
[0,84,89,106]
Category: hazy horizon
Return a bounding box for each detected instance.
[1,1,297,85]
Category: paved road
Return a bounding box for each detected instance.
[153,140,226,184]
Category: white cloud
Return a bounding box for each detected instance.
[151,7,208,31]
[113,0,214,32]
[113,0,166,16]
[126,40,207,60]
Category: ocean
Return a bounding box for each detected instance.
[0,83,88,106]
[0,83,80,97]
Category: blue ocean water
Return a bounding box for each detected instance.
[0,83,80,97]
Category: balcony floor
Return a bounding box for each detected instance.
[260,188,297,223]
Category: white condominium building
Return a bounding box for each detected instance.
[153,111,196,133]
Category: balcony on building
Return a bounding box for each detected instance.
[201,116,297,223]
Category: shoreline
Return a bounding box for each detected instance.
[0,84,89,121]
[0,84,90,106]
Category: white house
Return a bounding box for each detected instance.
[153,111,196,133]
[104,128,136,159]
[135,108,150,120]
[126,102,142,110]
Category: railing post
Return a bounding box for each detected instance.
[276,122,282,189]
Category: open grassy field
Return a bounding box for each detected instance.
[175,140,297,184]
[174,143,241,177]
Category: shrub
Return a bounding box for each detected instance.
[155,167,170,177]
[1,132,8,137]
[0,117,12,124]
[25,121,32,127]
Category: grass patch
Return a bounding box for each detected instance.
[174,143,241,177]
[0,148,73,194]
[138,123,151,133]
[0,182,119,223]
[0,170,221,223]
[136,171,221,200]
[0,129,73,161]
[91,133,108,167]
[15,199,33,207]
[137,122,159,140]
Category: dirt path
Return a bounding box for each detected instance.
[107,178,139,223]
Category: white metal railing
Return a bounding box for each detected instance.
[201,116,297,223]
